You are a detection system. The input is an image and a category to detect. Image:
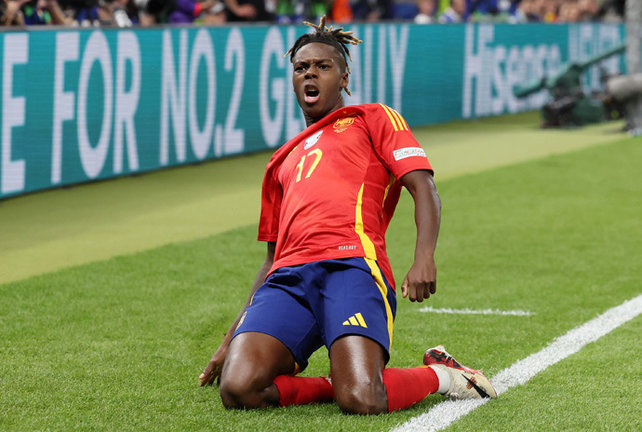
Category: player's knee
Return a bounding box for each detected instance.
[219,378,245,409]
[219,376,264,410]
[334,381,388,415]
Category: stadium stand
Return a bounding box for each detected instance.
[0,0,627,27]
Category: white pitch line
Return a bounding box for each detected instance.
[393,294,642,432]
[418,306,534,316]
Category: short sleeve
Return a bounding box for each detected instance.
[367,104,432,179]
[257,168,282,242]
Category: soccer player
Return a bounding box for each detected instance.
[199,17,497,414]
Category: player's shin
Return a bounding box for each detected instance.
[273,375,334,406]
[382,367,440,412]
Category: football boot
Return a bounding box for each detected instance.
[424,345,497,399]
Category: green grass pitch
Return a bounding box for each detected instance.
[1,112,640,431]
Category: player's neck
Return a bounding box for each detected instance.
[303,98,345,128]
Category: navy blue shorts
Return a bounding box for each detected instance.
[232,257,397,372]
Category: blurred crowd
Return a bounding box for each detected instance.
[0,0,627,27]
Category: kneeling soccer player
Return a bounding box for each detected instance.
[199,17,497,413]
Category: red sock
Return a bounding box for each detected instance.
[383,367,440,412]
[273,375,334,406]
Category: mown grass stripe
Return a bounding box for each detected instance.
[0,113,624,285]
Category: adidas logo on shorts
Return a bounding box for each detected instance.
[342,312,368,328]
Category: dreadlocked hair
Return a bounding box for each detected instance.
[285,15,362,96]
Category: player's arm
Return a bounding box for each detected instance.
[400,170,441,302]
[199,241,276,386]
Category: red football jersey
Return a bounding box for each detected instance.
[258,103,432,289]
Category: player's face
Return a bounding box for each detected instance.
[291,43,349,125]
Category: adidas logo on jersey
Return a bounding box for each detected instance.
[342,312,368,328]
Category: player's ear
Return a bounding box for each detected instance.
[340,72,349,92]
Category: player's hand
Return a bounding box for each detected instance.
[401,256,437,302]
[199,342,228,386]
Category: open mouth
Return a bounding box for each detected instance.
[304,85,320,104]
